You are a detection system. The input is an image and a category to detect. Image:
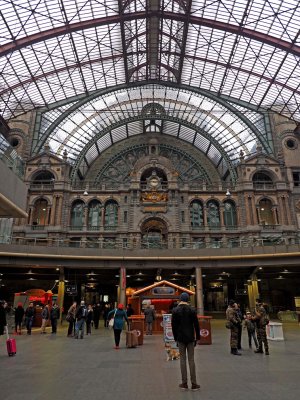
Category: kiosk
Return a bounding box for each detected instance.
[129,280,195,333]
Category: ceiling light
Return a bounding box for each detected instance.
[126,275,131,278]
[64,280,69,283]
[27,277,36,280]
[115,274,120,278]
[202,274,206,278]
[83,190,88,196]
[87,271,96,275]
[275,275,284,280]
[27,269,34,274]
[258,267,263,270]
[56,268,59,271]
[257,279,261,281]
[136,277,143,281]
[282,269,290,273]
[155,275,162,281]
[138,271,144,275]
[173,271,179,275]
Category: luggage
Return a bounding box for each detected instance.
[126,330,138,348]
[6,327,17,357]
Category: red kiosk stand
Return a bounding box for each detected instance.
[14,289,53,327]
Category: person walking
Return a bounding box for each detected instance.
[244,311,258,349]
[226,300,242,356]
[126,304,134,318]
[171,292,201,391]
[14,303,25,335]
[144,305,156,335]
[24,302,35,335]
[236,303,243,350]
[50,302,60,334]
[40,304,50,334]
[253,299,269,355]
[0,300,7,337]
[86,304,93,335]
[66,301,77,337]
[107,303,128,349]
[93,303,101,329]
[75,301,87,339]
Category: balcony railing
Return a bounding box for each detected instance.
[5,235,298,249]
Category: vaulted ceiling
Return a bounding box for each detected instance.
[1,0,300,179]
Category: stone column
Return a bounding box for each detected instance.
[119,266,126,306]
[247,275,259,311]
[195,267,204,316]
[219,205,225,227]
[50,196,56,225]
[57,267,65,324]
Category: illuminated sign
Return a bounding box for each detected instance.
[65,284,77,295]
[152,287,175,295]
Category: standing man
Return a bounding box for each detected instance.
[50,302,60,334]
[40,304,49,334]
[144,305,156,335]
[253,299,269,355]
[75,300,87,339]
[171,292,201,391]
[25,302,35,335]
[226,300,242,356]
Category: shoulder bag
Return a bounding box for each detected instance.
[108,309,117,329]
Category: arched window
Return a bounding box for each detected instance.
[104,201,118,228]
[258,198,275,225]
[88,200,102,229]
[70,201,85,229]
[207,200,220,228]
[32,199,48,226]
[32,171,55,184]
[223,201,237,228]
[253,172,273,189]
[190,200,204,229]
[141,218,168,249]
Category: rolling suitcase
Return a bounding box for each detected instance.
[126,330,138,348]
[6,327,17,357]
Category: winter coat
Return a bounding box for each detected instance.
[50,306,60,320]
[0,304,7,335]
[41,307,50,320]
[171,302,200,344]
[107,308,128,330]
[76,305,88,320]
[15,306,25,322]
[144,307,156,323]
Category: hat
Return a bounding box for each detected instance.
[228,299,236,306]
[118,303,124,309]
[180,292,190,302]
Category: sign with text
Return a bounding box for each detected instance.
[162,314,175,343]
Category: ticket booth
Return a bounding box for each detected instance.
[129,280,195,333]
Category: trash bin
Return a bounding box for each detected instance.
[197,316,212,345]
[266,321,284,341]
[128,315,145,345]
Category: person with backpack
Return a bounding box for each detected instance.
[171,292,201,391]
[74,300,87,339]
[253,299,270,355]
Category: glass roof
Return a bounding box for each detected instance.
[35,84,270,179]
[0,0,300,122]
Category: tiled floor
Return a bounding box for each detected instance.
[0,320,299,400]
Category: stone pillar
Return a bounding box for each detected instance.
[50,196,56,225]
[57,267,65,324]
[119,266,126,306]
[272,206,278,225]
[195,267,204,315]
[247,275,259,311]
[219,205,225,227]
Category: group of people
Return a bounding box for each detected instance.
[226,298,269,356]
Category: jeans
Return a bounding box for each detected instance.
[25,317,33,334]
[75,319,85,338]
[247,330,258,348]
[51,318,58,333]
[146,322,153,334]
[178,342,197,385]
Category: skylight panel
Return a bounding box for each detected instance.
[179,126,196,143]
[85,144,98,165]
[194,133,210,153]
[111,126,127,143]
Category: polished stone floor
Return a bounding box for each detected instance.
[0,320,299,400]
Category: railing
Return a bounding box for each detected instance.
[3,235,299,249]
[29,182,54,190]
[253,182,275,190]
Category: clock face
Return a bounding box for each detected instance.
[149,177,159,188]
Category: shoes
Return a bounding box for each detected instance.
[114,346,120,350]
[191,384,201,391]
[231,349,242,356]
[265,351,270,355]
[179,383,188,390]
[80,337,83,339]
[254,349,263,354]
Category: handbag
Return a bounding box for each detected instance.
[225,321,234,329]
[108,309,117,329]
[66,313,73,323]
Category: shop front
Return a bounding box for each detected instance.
[129,280,195,333]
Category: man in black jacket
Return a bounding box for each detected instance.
[171,292,201,391]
